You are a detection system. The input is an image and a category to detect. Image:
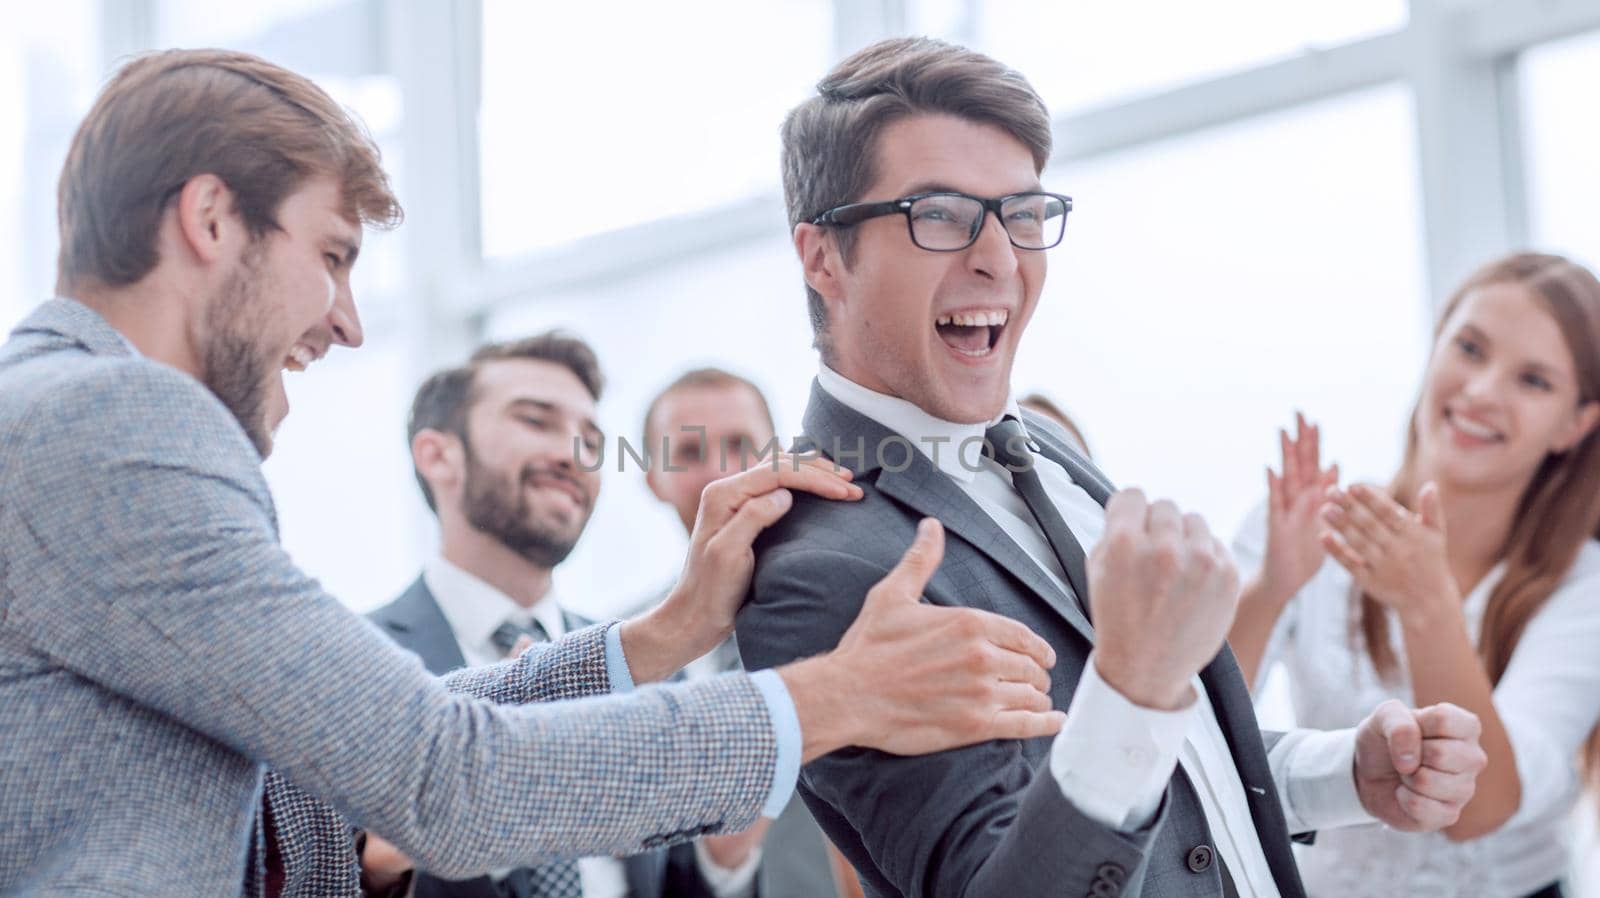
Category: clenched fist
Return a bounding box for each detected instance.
[1089,490,1240,710]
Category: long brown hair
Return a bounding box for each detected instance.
[1360,251,1600,792]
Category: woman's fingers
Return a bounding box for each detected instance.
[1349,483,1409,532]
[1321,530,1369,577]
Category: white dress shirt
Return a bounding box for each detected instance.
[1235,502,1600,896]
[818,366,1370,897]
[422,558,761,898]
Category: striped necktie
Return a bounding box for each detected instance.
[489,617,551,658]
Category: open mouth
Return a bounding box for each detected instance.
[1445,408,1505,443]
[282,342,321,373]
[935,309,1009,359]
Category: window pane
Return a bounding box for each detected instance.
[1521,29,1600,272]
[154,0,409,319]
[971,0,1406,114]
[262,340,423,611]
[157,0,349,47]
[0,0,99,334]
[479,0,832,259]
[1021,85,1428,543]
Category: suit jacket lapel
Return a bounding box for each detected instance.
[801,382,1094,646]
[1200,647,1305,892]
[371,577,468,676]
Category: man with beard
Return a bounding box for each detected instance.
[365,334,766,898]
[0,49,1070,897]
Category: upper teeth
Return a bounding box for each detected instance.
[936,310,1009,327]
[1450,412,1499,439]
[286,344,316,371]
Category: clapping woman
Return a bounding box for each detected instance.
[1230,253,1600,898]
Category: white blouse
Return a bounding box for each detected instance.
[1233,502,1600,897]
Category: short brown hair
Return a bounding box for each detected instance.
[642,367,775,448]
[781,37,1052,359]
[408,332,605,512]
[56,48,402,293]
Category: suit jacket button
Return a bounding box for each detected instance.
[1186,845,1214,873]
[1094,863,1127,886]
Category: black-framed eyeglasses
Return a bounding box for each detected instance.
[811,191,1072,252]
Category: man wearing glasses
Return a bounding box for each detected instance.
[735,37,1489,898]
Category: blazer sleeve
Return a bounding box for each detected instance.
[4,362,777,878]
[737,543,1166,898]
[264,624,624,897]
[437,623,616,704]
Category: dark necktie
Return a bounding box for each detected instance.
[984,416,1092,616]
[500,863,583,898]
[489,617,552,658]
[988,420,1246,896]
[489,616,581,898]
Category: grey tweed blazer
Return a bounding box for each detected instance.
[0,300,778,898]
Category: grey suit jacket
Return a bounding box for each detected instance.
[0,299,779,898]
[367,579,717,898]
[735,382,1308,898]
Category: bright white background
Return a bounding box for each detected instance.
[3,0,1599,888]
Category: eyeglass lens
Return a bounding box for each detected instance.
[908,193,1067,250]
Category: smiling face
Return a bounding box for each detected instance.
[1416,281,1600,494]
[198,176,363,457]
[802,114,1047,424]
[645,381,777,532]
[454,358,604,567]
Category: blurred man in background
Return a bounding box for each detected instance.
[644,368,867,898]
[360,335,763,898]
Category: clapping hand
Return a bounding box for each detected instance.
[1321,481,1458,618]
[1259,413,1339,598]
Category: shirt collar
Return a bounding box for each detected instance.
[815,363,1023,484]
[423,556,566,651]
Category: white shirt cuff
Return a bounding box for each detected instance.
[1268,727,1375,834]
[749,669,801,819]
[693,838,762,898]
[1050,652,1194,831]
[603,622,635,693]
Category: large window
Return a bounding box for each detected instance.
[478,0,832,259]
[0,0,98,334]
[1521,28,1600,272]
[1019,84,1428,544]
[971,0,1406,114]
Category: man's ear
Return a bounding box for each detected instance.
[172,174,245,266]
[793,223,847,309]
[412,428,465,504]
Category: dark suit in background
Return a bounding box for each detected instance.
[371,579,720,898]
[736,383,1307,898]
